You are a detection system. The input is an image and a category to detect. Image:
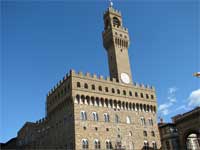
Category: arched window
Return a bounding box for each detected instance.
[129,91,132,96]
[92,84,95,90]
[99,86,102,91]
[146,94,149,99]
[143,131,147,137]
[104,113,110,122]
[115,114,119,123]
[126,116,131,124]
[84,83,88,89]
[92,112,98,121]
[144,141,149,150]
[141,117,146,126]
[148,118,153,126]
[152,141,157,150]
[106,140,112,150]
[94,139,100,150]
[77,82,81,88]
[135,92,138,97]
[140,93,144,98]
[151,95,154,99]
[151,131,155,137]
[117,89,120,94]
[80,111,87,121]
[112,88,115,93]
[105,87,109,92]
[82,139,88,150]
[113,17,121,27]
[123,90,126,95]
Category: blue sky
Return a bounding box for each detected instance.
[1,0,200,143]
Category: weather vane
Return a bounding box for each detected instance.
[109,0,113,7]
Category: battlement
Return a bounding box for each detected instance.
[47,69,155,97]
[104,6,121,16]
[47,73,71,97]
[36,117,47,125]
[70,69,155,91]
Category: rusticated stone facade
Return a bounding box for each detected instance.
[16,4,161,150]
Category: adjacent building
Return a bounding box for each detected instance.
[158,107,200,150]
[16,4,161,150]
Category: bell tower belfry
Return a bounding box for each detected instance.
[102,4,133,84]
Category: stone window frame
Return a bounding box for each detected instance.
[129,91,132,96]
[148,118,153,126]
[152,141,157,150]
[77,82,81,88]
[94,139,101,150]
[82,139,89,150]
[140,93,144,98]
[104,113,110,122]
[92,112,99,121]
[151,131,155,137]
[117,89,120,94]
[143,130,148,137]
[84,83,88,89]
[112,88,115,94]
[135,92,138,97]
[123,90,126,95]
[141,117,146,126]
[105,140,112,150]
[80,111,87,121]
[99,86,103,91]
[91,84,95,90]
[105,87,109,92]
[144,141,149,150]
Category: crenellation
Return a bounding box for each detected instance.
[99,75,104,80]
[85,72,90,77]
[93,73,97,79]
[78,71,83,76]
[151,86,155,90]
[70,69,76,76]
[146,84,150,89]
[140,83,145,88]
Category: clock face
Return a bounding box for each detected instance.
[120,73,130,84]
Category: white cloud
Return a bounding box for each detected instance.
[168,87,177,94]
[188,89,200,107]
[159,103,173,115]
[158,87,178,116]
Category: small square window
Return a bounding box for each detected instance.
[95,127,98,131]
[106,128,109,131]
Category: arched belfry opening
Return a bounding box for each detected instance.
[113,17,121,27]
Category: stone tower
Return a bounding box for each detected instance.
[103,5,132,84]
